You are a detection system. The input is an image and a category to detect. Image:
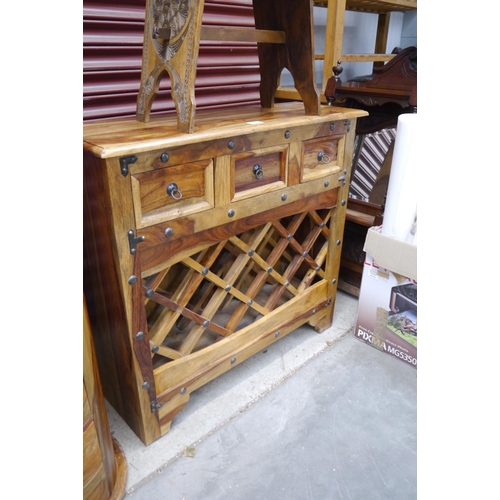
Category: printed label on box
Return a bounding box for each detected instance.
[355,253,417,368]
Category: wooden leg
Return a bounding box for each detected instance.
[309,303,335,333]
[158,390,191,436]
[253,0,320,114]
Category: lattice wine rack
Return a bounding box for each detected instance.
[144,208,332,368]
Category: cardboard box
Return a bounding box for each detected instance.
[354,226,417,368]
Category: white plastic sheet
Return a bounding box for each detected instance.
[382,113,418,243]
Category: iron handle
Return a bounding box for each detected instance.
[166,182,183,200]
[253,164,264,180]
[317,151,331,164]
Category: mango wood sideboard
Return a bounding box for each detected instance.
[83,102,367,445]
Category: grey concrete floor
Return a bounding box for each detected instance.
[108,292,417,499]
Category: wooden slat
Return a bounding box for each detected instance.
[150,288,232,338]
[313,0,417,12]
[147,245,223,346]
[201,26,285,43]
[341,53,396,62]
[314,53,395,62]
[153,344,185,361]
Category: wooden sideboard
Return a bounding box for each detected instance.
[83,102,366,445]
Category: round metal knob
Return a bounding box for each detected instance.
[166,182,182,200]
[317,151,331,164]
[253,164,264,180]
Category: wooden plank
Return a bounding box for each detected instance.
[341,53,395,62]
[200,26,285,43]
[313,0,417,12]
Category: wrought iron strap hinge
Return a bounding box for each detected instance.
[120,155,138,177]
[128,229,145,255]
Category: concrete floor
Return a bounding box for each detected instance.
[107,291,417,499]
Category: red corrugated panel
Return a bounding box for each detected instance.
[83,0,146,20]
[83,20,145,45]
[84,66,259,96]
[83,46,258,72]
[84,86,260,122]
[83,0,261,122]
[83,47,143,71]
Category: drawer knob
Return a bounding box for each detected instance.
[317,151,330,164]
[253,164,264,180]
[166,182,183,200]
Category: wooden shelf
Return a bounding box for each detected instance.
[277,0,417,102]
[314,0,417,13]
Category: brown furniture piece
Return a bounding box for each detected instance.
[324,45,416,295]
[83,102,366,445]
[84,297,127,500]
[276,0,417,103]
[137,0,320,132]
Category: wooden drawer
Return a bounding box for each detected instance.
[301,135,344,182]
[131,159,214,229]
[231,145,288,202]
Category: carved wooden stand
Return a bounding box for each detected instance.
[136,0,321,132]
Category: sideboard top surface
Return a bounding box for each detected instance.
[83,102,367,159]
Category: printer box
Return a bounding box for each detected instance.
[354,227,417,368]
